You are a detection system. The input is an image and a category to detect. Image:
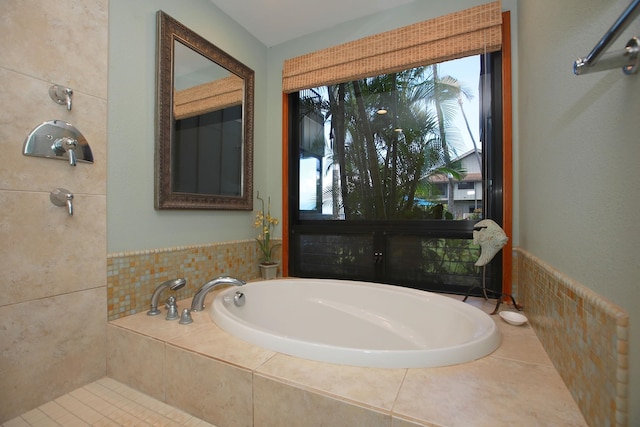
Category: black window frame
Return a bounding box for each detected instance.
[287,52,504,295]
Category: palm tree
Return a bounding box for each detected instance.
[302,66,468,220]
[428,64,476,217]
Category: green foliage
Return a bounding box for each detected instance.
[301,66,471,220]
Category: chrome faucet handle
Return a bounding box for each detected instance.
[49,84,73,111]
[165,296,179,320]
[50,188,74,216]
[52,137,78,166]
[179,308,193,324]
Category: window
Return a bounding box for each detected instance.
[173,105,242,195]
[287,52,504,295]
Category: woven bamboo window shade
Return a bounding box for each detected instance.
[282,1,502,93]
[174,75,243,120]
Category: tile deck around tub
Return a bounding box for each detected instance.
[103,292,588,427]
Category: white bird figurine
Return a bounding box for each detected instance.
[473,219,508,266]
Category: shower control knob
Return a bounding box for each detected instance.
[50,188,74,216]
[52,136,78,166]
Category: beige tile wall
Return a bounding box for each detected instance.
[107,240,279,320]
[514,248,629,427]
[0,0,108,422]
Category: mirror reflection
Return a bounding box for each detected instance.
[173,41,243,196]
[155,11,254,210]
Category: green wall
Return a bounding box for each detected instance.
[107,0,268,252]
[107,0,515,252]
[517,0,639,424]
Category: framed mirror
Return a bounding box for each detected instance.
[155,11,254,210]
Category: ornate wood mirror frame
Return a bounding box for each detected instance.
[155,11,254,210]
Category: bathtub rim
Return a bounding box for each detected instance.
[210,278,501,369]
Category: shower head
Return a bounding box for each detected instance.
[168,278,187,290]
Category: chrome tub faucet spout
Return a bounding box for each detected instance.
[191,276,246,312]
[147,278,186,316]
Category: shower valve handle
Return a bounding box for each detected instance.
[49,84,73,110]
[50,188,74,216]
[52,137,78,166]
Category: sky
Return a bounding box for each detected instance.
[438,54,481,156]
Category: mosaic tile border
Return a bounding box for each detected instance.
[107,240,280,321]
[514,248,628,427]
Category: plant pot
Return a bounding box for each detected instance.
[259,262,279,280]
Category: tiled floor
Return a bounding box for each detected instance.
[2,377,217,427]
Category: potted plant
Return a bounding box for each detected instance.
[254,191,280,279]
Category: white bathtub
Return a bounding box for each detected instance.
[210,278,501,368]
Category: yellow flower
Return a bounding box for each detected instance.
[254,191,281,263]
